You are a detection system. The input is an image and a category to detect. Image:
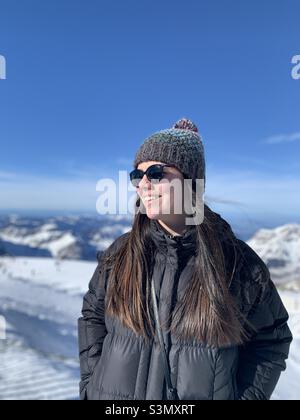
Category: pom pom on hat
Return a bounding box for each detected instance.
[173,118,199,133]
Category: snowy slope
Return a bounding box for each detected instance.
[271,291,300,400]
[0,256,97,400]
[0,256,93,296]
[0,342,79,400]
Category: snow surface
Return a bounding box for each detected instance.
[0,256,299,400]
[0,256,92,296]
[272,308,300,400]
[0,256,96,400]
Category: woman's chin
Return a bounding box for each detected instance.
[145,210,161,219]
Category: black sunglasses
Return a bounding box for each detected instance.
[130,164,174,187]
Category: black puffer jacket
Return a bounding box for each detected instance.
[78,216,293,400]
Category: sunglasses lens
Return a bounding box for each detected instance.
[147,165,164,182]
[130,169,143,186]
[130,165,166,186]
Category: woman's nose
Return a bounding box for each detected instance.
[137,174,150,189]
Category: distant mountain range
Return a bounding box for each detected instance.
[0,214,133,261]
[247,224,300,292]
[1,214,300,290]
[0,212,272,261]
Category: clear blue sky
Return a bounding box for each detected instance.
[0,0,299,222]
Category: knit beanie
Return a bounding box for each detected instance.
[133,117,206,189]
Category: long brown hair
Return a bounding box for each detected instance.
[103,196,250,347]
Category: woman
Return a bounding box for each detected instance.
[78,118,293,400]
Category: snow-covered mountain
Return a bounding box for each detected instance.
[247,223,300,291]
[0,214,132,261]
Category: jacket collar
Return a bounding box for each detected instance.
[149,218,197,260]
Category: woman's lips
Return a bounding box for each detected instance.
[143,195,162,203]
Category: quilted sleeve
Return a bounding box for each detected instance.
[236,262,293,400]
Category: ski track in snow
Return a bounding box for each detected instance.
[0,256,299,400]
[0,340,79,400]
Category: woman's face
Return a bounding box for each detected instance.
[136,161,186,221]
